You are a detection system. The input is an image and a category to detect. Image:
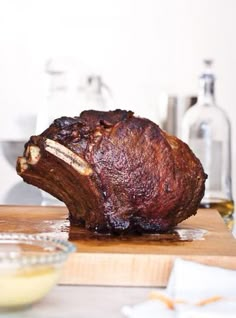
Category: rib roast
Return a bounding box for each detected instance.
[17,110,207,234]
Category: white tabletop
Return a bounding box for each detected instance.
[1,285,155,318]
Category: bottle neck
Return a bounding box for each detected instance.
[197,74,215,106]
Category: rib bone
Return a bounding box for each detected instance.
[17,157,28,173]
[45,139,93,176]
[25,145,41,165]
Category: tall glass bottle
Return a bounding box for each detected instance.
[182,60,234,225]
[36,59,69,134]
[36,59,114,134]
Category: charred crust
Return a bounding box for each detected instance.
[16,109,206,234]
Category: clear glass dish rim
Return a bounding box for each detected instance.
[0,232,76,266]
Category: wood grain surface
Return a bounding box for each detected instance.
[0,205,235,287]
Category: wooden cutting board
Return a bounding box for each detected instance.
[0,205,235,287]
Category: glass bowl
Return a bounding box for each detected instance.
[0,233,76,311]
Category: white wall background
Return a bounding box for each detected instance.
[0,0,236,202]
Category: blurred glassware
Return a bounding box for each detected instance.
[1,141,25,169]
[36,57,114,206]
[182,59,234,228]
[157,94,198,138]
[3,181,42,205]
[183,95,198,112]
[0,233,75,311]
[36,58,114,134]
[0,141,43,205]
[77,74,113,110]
[157,93,178,136]
[176,95,198,137]
[1,113,36,169]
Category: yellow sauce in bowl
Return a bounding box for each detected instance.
[0,265,61,309]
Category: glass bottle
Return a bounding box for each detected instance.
[36,59,113,135]
[157,94,178,136]
[77,75,113,111]
[181,60,234,226]
[36,59,69,134]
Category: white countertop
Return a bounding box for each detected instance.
[1,285,154,318]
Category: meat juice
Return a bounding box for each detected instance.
[200,199,234,229]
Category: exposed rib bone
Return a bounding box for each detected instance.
[17,157,28,173]
[45,139,93,176]
[25,145,41,165]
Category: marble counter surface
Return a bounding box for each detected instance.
[0,285,154,318]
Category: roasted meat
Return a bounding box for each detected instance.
[17,110,207,234]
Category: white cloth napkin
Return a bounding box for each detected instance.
[121,258,236,318]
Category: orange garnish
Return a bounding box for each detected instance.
[149,291,175,310]
[175,299,188,304]
[196,296,223,306]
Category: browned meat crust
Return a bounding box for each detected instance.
[16,110,207,234]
